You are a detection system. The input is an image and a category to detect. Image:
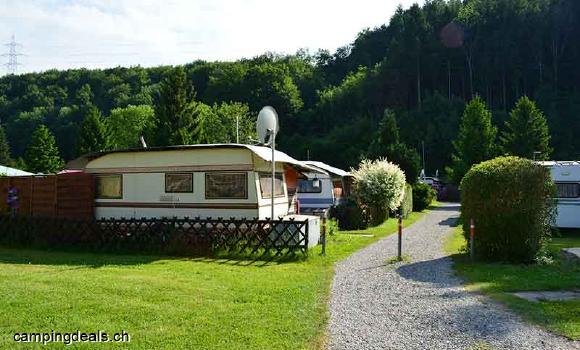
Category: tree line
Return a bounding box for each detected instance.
[0,0,578,178]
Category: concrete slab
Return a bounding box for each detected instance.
[512,290,580,302]
[562,248,580,263]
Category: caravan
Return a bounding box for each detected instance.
[541,161,580,228]
[296,161,352,216]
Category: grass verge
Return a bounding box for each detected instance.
[444,227,580,340]
[0,208,432,349]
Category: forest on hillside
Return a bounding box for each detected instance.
[0,0,579,178]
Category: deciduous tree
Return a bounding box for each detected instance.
[108,104,155,149]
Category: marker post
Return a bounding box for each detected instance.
[470,218,475,262]
[397,213,403,261]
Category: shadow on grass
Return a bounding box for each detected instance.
[0,245,307,268]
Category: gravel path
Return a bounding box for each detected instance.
[328,203,579,350]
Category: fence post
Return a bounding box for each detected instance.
[470,218,475,262]
[296,199,300,215]
[397,212,402,260]
[321,217,326,256]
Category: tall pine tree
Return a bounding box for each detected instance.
[155,66,197,145]
[76,107,110,156]
[24,125,64,174]
[368,109,421,183]
[0,125,12,166]
[447,96,497,184]
[500,96,552,160]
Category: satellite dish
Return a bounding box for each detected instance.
[256,106,279,145]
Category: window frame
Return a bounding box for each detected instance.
[555,182,580,199]
[258,172,286,199]
[297,178,323,194]
[165,173,194,193]
[95,174,123,199]
[205,172,248,199]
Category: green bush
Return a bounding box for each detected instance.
[329,198,368,230]
[412,182,436,211]
[460,156,555,263]
[400,184,413,218]
[326,218,339,236]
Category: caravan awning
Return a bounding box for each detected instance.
[302,161,351,178]
[67,144,327,176]
[0,165,33,176]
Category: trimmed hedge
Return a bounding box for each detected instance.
[412,182,436,212]
[329,198,368,230]
[460,156,555,263]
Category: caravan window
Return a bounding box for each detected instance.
[165,173,193,193]
[96,174,122,199]
[259,173,285,198]
[297,179,322,193]
[205,172,248,199]
[556,182,580,198]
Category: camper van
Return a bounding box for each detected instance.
[540,161,580,228]
[296,161,352,216]
[68,144,326,221]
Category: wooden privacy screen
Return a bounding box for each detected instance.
[0,173,95,219]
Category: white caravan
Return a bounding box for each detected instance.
[297,161,352,216]
[68,144,325,221]
[540,161,580,228]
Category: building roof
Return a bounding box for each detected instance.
[302,161,351,177]
[68,144,327,175]
[0,165,33,177]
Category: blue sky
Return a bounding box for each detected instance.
[0,0,420,75]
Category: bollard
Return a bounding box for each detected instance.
[470,218,475,262]
[397,214,403,260]
[321,217,327,256]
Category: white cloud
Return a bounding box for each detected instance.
[0,0,421,74]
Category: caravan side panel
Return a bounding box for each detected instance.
[549,164,580,228]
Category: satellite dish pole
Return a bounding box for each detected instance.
[256,106,279,221]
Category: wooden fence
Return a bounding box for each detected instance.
[0,173,94,219]
[0,216,310,258]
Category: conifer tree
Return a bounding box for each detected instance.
[0,125,12,166]
[368,109,421,183]
[76,106,110,156]
[447,96,497,184]
[155,66,196,145]
[24,125,64,174]
[501,96,552,160]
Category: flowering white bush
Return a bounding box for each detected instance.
[352,158,406,212]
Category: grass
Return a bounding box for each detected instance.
[0,209,431,349]
[444,227,580,340]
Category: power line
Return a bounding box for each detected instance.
[2,34,24,74]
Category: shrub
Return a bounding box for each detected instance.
[352,158,406,225]
[412,182,436,211]
[329,198,368,230]
[326,218,339,236]
[400,184,413,218]
[460,156,555,263]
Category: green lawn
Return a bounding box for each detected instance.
[444,227,580,340]
[0,210,429,349]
